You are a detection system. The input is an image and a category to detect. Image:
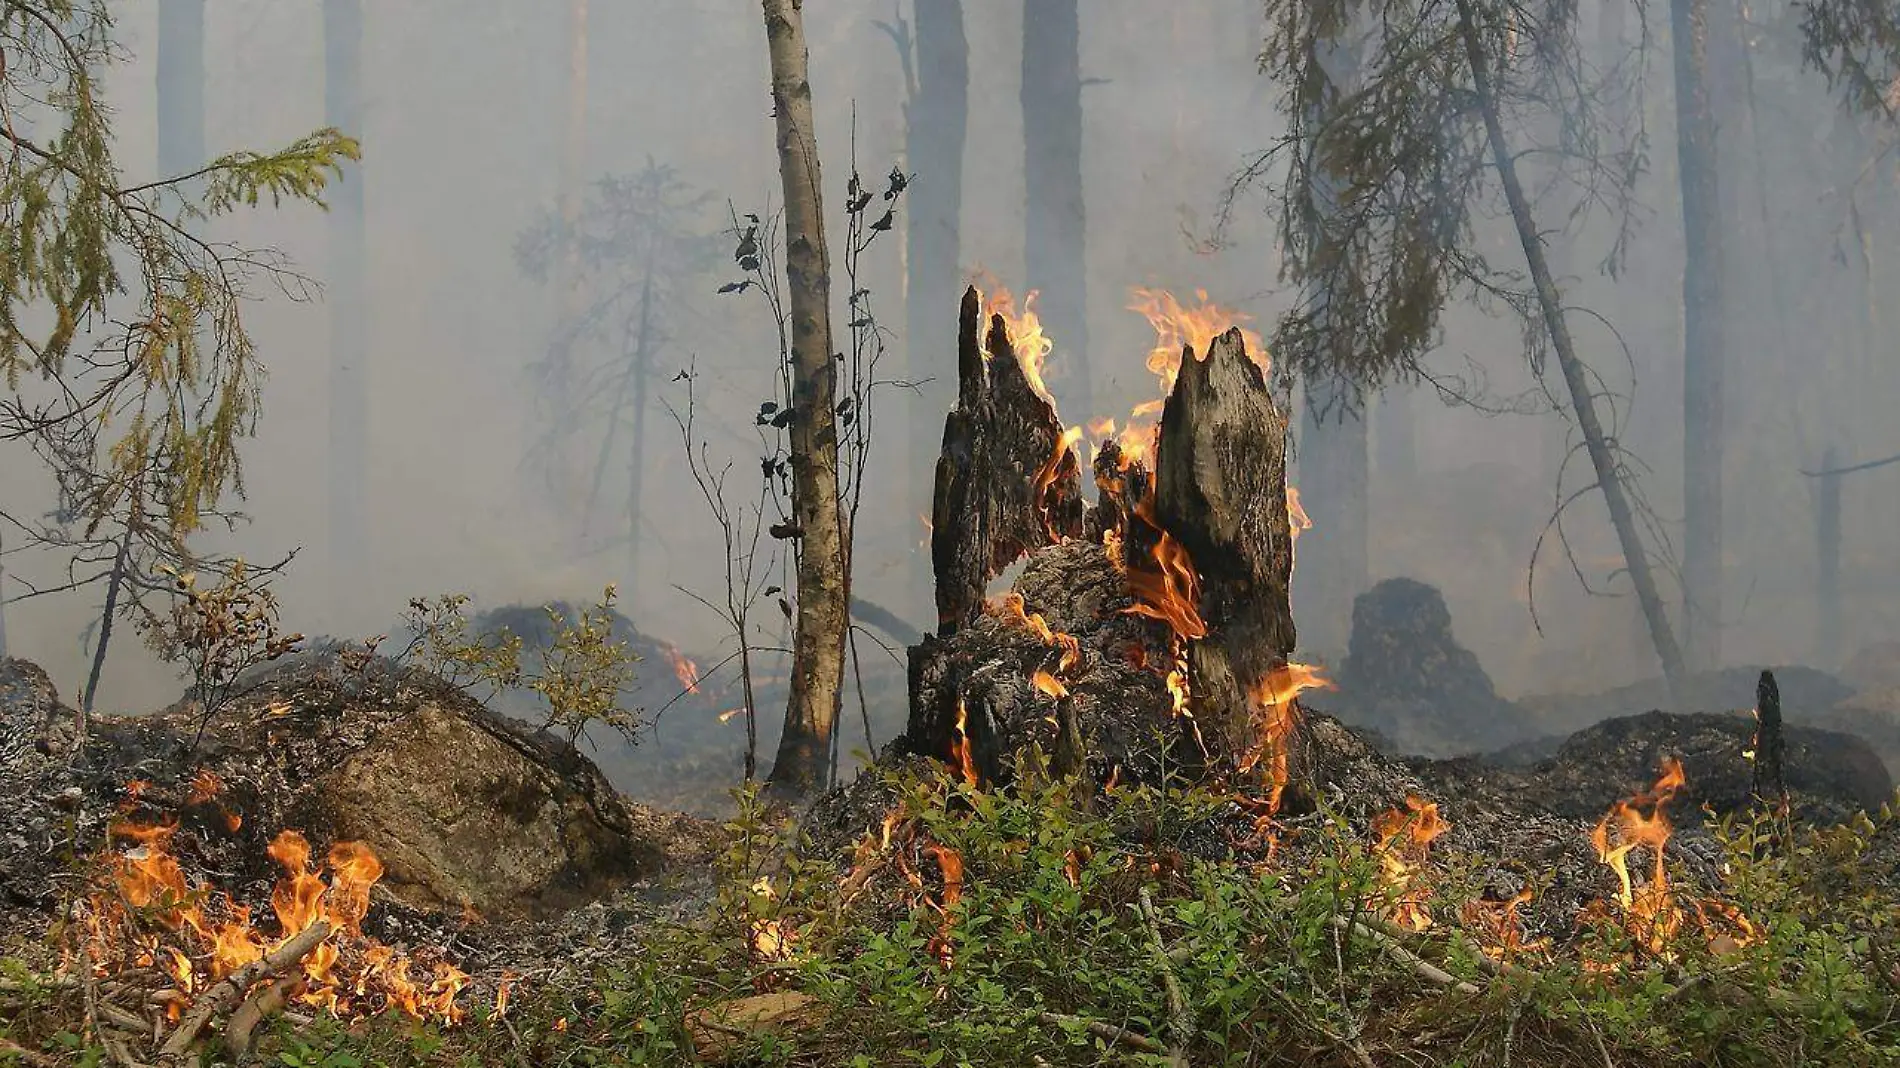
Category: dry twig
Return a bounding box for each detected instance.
[224,976,296,1060]
[1036,1010,1167,1055]
[156,920,332,1065]
[1330,915,1481,996]
[0,1036,61,1068]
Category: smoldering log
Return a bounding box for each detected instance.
[930,286,1085,634]
[1152,327,1298,766]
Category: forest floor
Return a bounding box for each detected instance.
[5,743,1900,1068]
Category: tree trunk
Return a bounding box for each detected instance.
[904,0,968,619]
[324,0,369,593]
[1374,384,1415,482]
[1671,0,1727,674]
[762,0,849,800]
[1296,386,1368,665]
[1287,29,1368,668]
[156,0,204,180]
[80,527,132,734]
[1814,446,1841,666]
[626,274,654,606]
[931,288,1086,634]
[1155,329,1299,767]
[1021,0,1090,421]
[1454,0,1689,707]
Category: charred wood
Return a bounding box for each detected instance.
[930,287,1084,634]
[1153,328,1298,768]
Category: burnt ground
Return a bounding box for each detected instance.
[5,623,1900,1016]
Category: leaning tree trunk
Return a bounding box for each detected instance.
[324,0,370,595]
[1454,0,1688,707]
[762,0,850,800]
[1671,0,1727,675]
[1021,0,1091,420]
[904,0,969,617]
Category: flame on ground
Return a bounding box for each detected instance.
[1461,889,1548,961]
[1242,663,1332,815]
[1589,757,1688,957]
[663,646,701,694]
[1371,796,1449,932]
[81,788,468,1024]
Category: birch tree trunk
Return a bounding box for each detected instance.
[762,0,849,799]
[324,0,369,590]
[1671,0,1727,674]
[1021,0,1090,420]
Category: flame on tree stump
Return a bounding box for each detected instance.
[907,287,1304,797]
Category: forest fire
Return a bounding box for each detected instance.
[1371,795,1450,932]
[77,781,468,1030]
[1462,889,1546,961]
[980,285,1057,402]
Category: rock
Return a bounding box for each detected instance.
[1810,687,1900,776]
[0,652,716,923]
[1445,710,1891,825]
[1313,578,1527,757]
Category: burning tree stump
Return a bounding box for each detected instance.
[1153,327,1298,768]
[907,296,1304,796]
[931,287,1085,634]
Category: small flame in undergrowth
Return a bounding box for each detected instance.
[1461,889,1548,961]
[1031,669,1069,699]
[747,876,796,966]
[1589,757,1688,957]
[924,844,965,969]
[81,790,469,1025]
[1372,796,1450,932]
[663,646,701,694]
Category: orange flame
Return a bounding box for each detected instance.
[1372,796,1450,932]
[663,646,701,694]
[980,286,1057,404]
[1589,757,1688,956]
[950,700,980,788]
[1126,287,1269,401]
[1243,663,1332,813]
[1461,889,1548,961]
[84,800,469,1025]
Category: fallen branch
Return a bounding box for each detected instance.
[1036,1011,1167,1055]
[224,976,297,1060]
[157,920,333,1064]
[1138,888,1193,1067]
[1331,915,1481,996]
